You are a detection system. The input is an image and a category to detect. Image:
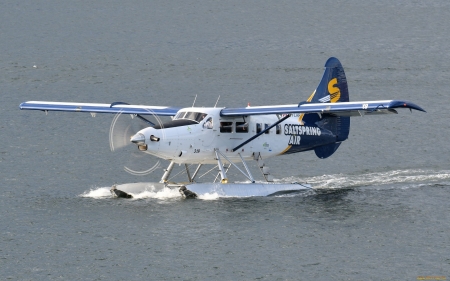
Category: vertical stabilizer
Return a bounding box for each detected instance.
[311,57,349,104]
[311,57,350,158]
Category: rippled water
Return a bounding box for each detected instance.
[2,0,450,280]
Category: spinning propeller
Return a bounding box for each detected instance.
[108,110,165,176]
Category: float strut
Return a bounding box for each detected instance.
[160,161,175,183]
[214,149,228,183]
[215,149,255,183]
[185,164,192,182]
[191,164,203,182]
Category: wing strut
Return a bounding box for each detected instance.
[135,114,155,126]
[231,114,290,152]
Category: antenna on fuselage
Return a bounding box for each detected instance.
[214,95,221,108]
[192,94,197,107]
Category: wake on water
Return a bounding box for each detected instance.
[284,169,450,190]
[81,183,183,199]
[80,169,450,200]
[80,182,220,200]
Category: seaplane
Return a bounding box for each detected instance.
[19,57,426,198]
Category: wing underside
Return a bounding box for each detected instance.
[19,101,181,116]
[220,100,425,117]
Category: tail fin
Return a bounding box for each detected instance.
[311,57,349,104]
[310,57,350,158]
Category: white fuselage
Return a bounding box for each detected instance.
[134,107,321,164]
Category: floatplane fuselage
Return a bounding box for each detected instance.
[135,106,329,165]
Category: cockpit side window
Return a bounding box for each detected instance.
[174,111,207,123]
[196,113,207,122]
[174,112,187,119]
[203,117,213,129]
[183,112,196,121]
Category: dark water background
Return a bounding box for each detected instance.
[1,1,450,280]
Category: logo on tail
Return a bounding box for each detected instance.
[318,78,341,103]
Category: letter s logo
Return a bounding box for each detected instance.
[328,78,341,103]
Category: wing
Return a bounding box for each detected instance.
[19,101,181,116]
[220,100,426,117]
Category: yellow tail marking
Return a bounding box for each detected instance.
[328,78,341,103]
[297,90,316,125]
[282,88,318,154]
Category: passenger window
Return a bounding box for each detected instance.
[236,122,248,133]
[256,123,262,134]
[276,125,281,135]
[264,124,270,134]
[220,122,233,133]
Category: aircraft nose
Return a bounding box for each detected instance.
[130,133,145,145]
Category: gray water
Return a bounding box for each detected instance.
[2,0,450,280]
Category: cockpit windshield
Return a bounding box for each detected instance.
[174,111,207,123]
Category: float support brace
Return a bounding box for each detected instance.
[160,161,175,183]
[214,149,228,183]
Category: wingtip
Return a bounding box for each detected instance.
[406,102,426,113]
[389,100,426,113]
